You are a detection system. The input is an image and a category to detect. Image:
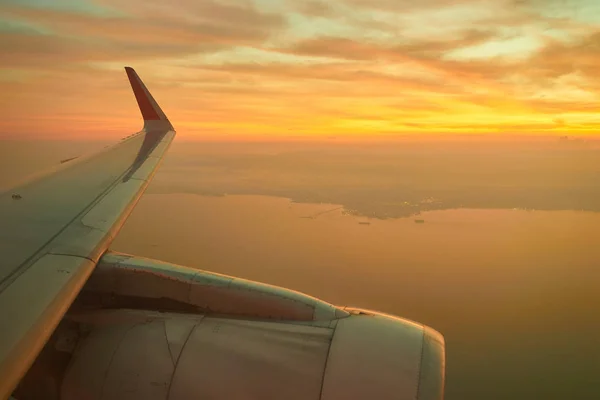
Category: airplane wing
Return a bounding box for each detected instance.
[0,67,176,398]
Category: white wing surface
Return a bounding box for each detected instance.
[0,67,175,398]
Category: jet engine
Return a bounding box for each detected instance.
[14,252,445,400]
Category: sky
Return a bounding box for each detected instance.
[1,0,600,140]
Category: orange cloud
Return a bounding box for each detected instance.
[1,0,600,140]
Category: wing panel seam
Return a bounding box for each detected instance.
[166,317,203,400]
[318,319,339,400]
[0,136,171,292]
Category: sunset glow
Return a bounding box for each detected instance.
[2,0,600,140]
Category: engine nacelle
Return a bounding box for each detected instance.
[17,252,445,400]
[60,308,444,400]
[76,251,348,322]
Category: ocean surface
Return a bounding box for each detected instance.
[2,138,600,399]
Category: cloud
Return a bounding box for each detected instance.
[341,0,479,12]
[0,32,220,68]
[195,61,448,88]
[1,0,600,139]
[277,34,517,90]
[0,1,286,67]
[97,0,286,33]
[293,1,337,17]
[528,31,600,79]
[281,30,500,66]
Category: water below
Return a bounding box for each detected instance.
[112,193,600,400]
[3,139,599,399]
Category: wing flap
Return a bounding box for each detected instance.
[0,255,96,396]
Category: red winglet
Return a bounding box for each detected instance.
[125,66,162,121]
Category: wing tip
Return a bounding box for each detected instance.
[125,66,163,122]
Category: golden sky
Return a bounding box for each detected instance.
[1,0,600,140]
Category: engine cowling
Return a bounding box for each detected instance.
[17,252,445,399]
[61,309,444,400]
